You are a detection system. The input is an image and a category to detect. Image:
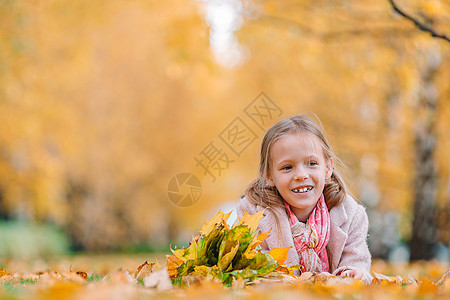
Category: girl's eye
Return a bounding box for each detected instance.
[281,165,292,170]
[308,161,318,167]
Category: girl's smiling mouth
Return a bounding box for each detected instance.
[292,186,314,193]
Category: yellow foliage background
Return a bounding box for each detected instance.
[0,0,448,255]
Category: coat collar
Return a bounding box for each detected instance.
[328,203,348,270]
[330,202,347,227]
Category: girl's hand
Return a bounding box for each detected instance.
[340,269,366,280]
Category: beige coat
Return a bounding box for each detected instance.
[236,194,372,281]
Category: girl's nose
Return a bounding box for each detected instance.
[293,168,308,180]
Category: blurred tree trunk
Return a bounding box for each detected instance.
[410,48,440,261]
[65,180,90,251]
[0,188,7,220]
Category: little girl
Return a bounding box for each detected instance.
[237,114,372,282]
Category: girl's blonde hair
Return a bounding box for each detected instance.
[243,114,348,219]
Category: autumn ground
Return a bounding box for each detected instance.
[0,254,448,300]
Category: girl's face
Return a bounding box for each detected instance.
[266,132,333,222]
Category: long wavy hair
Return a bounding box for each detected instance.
[243,114,349,227]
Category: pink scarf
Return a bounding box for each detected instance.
[284,194,330,273]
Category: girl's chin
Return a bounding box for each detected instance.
[287,197,318,208]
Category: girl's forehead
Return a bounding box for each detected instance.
[272,132,325,157]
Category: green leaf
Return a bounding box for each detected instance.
[218,241,239,271]
[230,268,258,280]
[254,253,278,275]
[177,256,208,277]
[198,223,224,259]
[218,225,251,260]
[183,236,198,260]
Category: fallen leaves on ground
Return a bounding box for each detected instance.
[0,211,448,299]
[0,263,448,299]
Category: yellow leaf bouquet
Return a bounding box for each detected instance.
[166,210,291,286]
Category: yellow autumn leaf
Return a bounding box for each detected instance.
[268,247,291,266]
[288,265,303,277]
[201,211,232,235]
[256,230,271,242]
[275,265,289,274]
[166,255,184,278]
[221,217,230,231]
[236,209,264,232]
[153,257,162,272]
[243,229,271,259]
[171,248,188,262]
[0,269,10,278]
[192,265,210,277]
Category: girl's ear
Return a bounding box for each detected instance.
[326,157,334,179]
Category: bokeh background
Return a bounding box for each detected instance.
[0,0,449,265]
